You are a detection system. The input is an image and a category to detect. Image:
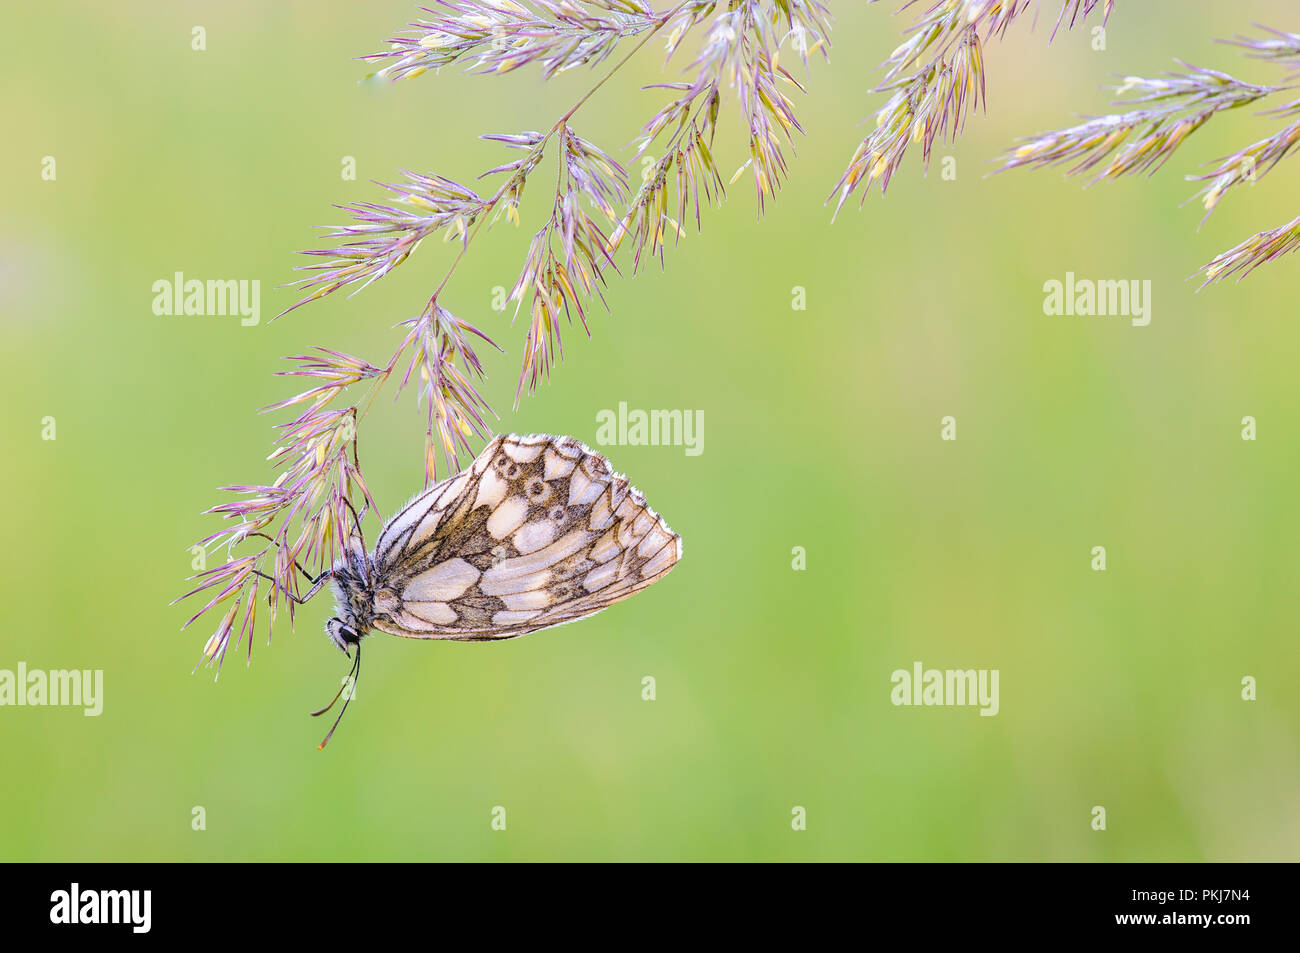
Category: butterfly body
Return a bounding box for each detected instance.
[323,538,377,652]
[323,433,681,652]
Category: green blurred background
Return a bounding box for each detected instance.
[3,1,1298,861]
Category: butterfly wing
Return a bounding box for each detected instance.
[369,434,681,642]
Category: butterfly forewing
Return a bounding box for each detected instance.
[369,434,681,641]
[371,438,498,567]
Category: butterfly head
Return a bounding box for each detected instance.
[325,616,364,656]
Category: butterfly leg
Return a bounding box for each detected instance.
[340,496,368,544]
[298,570,333,602]
[245,532,318,583]
[251,569,333,606]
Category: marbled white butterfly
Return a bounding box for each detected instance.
[296,433,681,747]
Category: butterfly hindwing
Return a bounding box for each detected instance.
[369,434,680,641]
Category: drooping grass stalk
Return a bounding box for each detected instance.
[182,0,831,670]
[184,2,1300,670]
[996,24,1300,284]
[829,0,1116,216]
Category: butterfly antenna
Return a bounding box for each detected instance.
[311,643,361,750]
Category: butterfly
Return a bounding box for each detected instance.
[290,433,681,748]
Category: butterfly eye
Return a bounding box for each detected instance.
[525,477,552,502]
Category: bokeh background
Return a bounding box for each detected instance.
[3,1,1298,861]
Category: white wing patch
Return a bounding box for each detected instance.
[367,434,681,641]
[398,603,457,627]
[402,557,479,601]
[486,495,530,539]
[512,519,558,554]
